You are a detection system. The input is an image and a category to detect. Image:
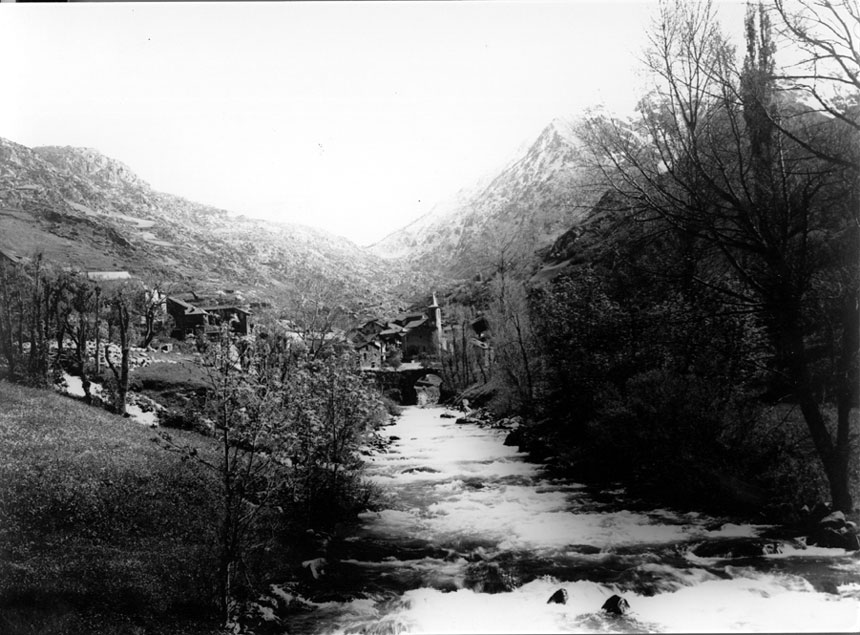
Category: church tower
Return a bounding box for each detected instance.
[429,292,443,354]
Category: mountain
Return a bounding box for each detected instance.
[368,119,602,278]
[531,190,635,284]
[0,137,432,313]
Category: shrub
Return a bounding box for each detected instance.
[380,394,403,417]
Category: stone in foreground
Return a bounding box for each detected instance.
[546,588,568,605]
[601,594,630,615]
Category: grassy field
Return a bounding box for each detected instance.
[0,381,222,635]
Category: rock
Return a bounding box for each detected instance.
[461,477,485,490]
[503,427,526,447]
[301,557,327,580]
[401,466,441,474]
[819,511,846,529]
[692,538,782,559]
[440,413,456,419]
[844,531,860,551]
[809,501,832,523]
[568,544,602,555]
[808,527,850,549]
[762,542,783,555]
[546,588,568,605]
[464,560,519,594]
[455,417,482,425]
[601,594,630,615]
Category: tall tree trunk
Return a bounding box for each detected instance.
[833,295,859,512]
[218,408,234,625]
[95,287,101,374]
[782,308,854,512]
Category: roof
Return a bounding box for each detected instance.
[392,311,425,326]
[86,271,131,281]
[167,296,212,316]
[403,316,428,330]
[200,304,251,314]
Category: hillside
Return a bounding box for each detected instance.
[368,119,602,278]
[0,137,431,312]
[0,380,222,634]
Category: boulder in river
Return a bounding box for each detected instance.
[806,509,860,550]
[503,426,526,447]
[601,594,630,615]
[692,538,783,559]
[301,557,327,580]
[844,532,860,551]
[456,416,482,425]
[819,511,846,529]
[401,466,441,474]
[546,588,568,605]
[567,544,602,555]
[804,501,833,525]
[808,525,860,550]
[464,560,519,593]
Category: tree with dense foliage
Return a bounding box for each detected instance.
[157,323,384,625]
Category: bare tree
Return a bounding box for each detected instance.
[103,283,136,416]
[773,0,860,123]
[580,0,858,511]
[136,280,173,349]
[65,275,98,403]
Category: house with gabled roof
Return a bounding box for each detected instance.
[166,296,217,339]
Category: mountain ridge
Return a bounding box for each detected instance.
[0,137,430,313]
[368,118,601,277]
[1,117,602,309]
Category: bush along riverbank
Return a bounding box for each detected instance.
[452,403,860,555]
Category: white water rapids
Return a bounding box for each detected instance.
[279,406,860,634]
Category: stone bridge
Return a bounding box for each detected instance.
[363,365,447,406]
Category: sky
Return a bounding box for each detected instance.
[0,1,748,246]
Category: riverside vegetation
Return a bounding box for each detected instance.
[441,1,859,523]
[0,261,397,633]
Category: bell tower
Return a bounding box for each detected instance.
[429,292,443,354]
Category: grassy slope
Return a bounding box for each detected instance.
[0,381,222,635]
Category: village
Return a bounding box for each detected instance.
[165,286,492,406]
[0,248,495,408]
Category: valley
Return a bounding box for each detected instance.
[2,3,860,629]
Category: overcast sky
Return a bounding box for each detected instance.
[0,1,747,246]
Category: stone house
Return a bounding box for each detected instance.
[199,304,251,336]
[355,338,384,369]
[166,296,216,339]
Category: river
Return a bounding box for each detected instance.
[275,406,860,634]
